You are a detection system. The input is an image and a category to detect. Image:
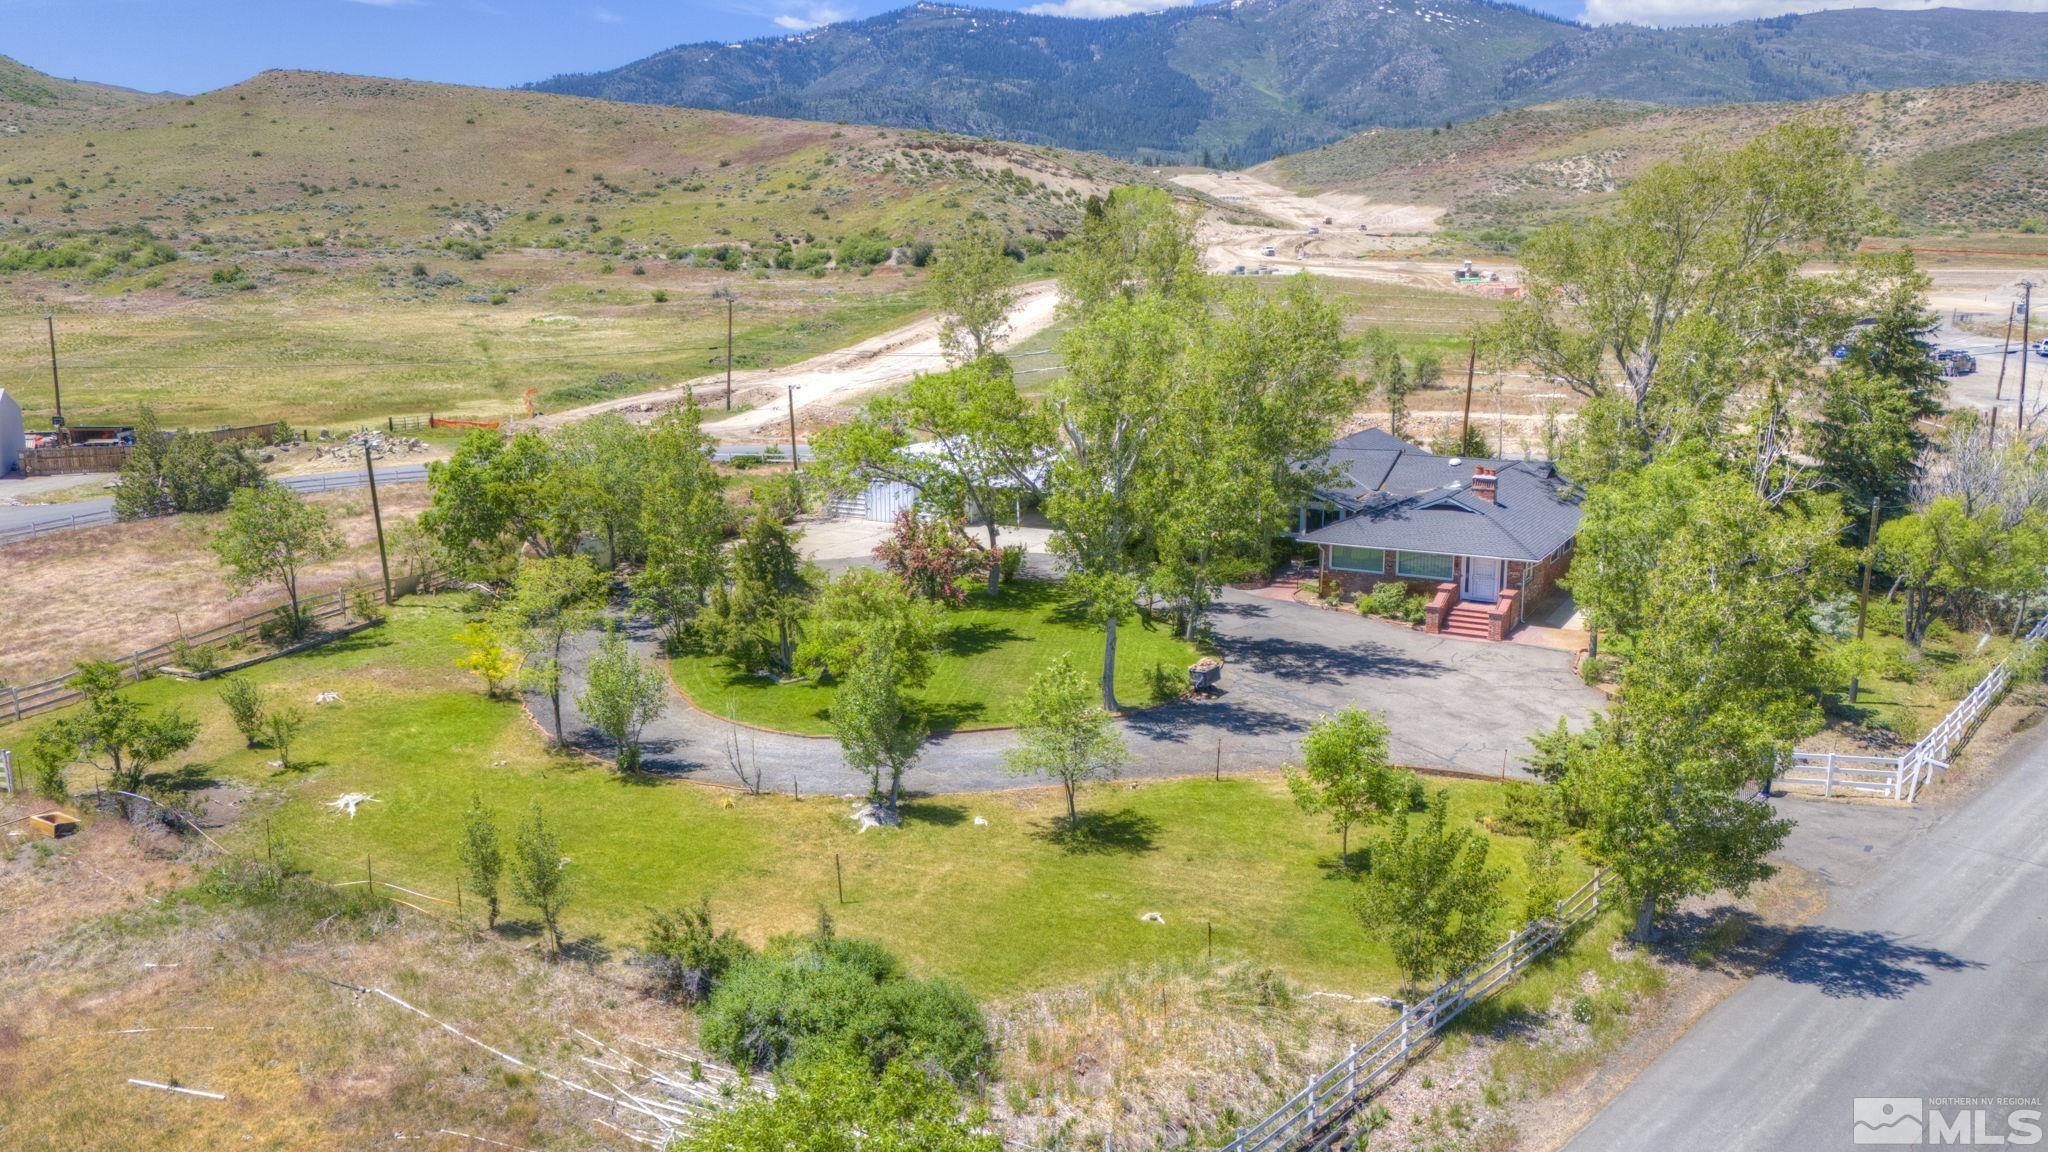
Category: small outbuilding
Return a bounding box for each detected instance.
[0,388,22,477]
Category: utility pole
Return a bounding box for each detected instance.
[1994,302,2015,401]
[44,314,65,444]
[364,441,393,604]
[712,287,737,410]
[1460,333,1477,449]
[786,382,801,472]
[2020,282,2034,431]
[1850,497,1879,704]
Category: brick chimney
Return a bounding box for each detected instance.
[1471,464,1497,504]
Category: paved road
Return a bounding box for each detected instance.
[0,446,807,540]
[544,581,1602,796]
[0,463,431,535]
[1565,720,2048,1152]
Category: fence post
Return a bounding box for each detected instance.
[1,749,13,795]
[1823,752,1835,798]
[7,685,18,725]
[1399,1005,1411,1060]
[132,651,147,680]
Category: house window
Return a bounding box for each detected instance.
[1328,545,1383,572]
[1395,551,1455,581]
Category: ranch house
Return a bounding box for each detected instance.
[1293,428,1582,640]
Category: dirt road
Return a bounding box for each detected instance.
[532,280,1061,439]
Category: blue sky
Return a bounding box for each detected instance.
[7,0,2046,96]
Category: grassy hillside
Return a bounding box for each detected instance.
[0,53,170,132]
[0,68,1170,428]
[1260,82,2048,235]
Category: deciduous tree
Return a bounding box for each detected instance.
[1351,791,1505,989]
[498,556,607,744]
[1285,706,1407,862]
[576,626,668,772]
[209,482,342,633]
[1002,655,1129,827]
[457,794,504,928]
[511,799,570,957]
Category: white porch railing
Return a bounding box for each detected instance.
[1218,870,1609,1152]
[1780,614,2048,803]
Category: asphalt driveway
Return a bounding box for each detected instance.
[543,585,1600,796]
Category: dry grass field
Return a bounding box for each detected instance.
[0,485,428,686]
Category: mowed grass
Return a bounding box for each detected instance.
[671,578,1203,733]
[14,598,1586,996]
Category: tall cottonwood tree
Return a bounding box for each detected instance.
[1042,188,1353,707]
[1498,122,1871,486]
[929,220,1018,365]
[1568,459,1841,939]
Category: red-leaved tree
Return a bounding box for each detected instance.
[874,511,987,604]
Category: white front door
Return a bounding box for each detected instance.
[1462,557,1503,603]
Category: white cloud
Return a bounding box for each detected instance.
[1581,0,2048,25]
[772,2,850,28]
[590,4,625,20]
[1024,0,1197,14]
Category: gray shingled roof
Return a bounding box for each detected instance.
[1298,428,1582,562]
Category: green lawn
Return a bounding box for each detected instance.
[10,598,1587,996]
[671,578,1205,734]
[1821,605,2023,743]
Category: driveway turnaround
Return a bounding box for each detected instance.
[1564,719,2048,1152]
[547,585,1602,795]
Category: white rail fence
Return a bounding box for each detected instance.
[0,570,443,727]
[1219,870,1609,1152]
[1781,614,2048,802]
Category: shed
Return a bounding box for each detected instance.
[0,389,22,477]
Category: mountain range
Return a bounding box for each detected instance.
[531,0,2048,164]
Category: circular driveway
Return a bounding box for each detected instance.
[544,582,1602,797]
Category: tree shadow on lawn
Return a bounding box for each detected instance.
[940,622,1022,659]
[899,799,968,827]
[143,762,224,795]
[1032,806,1160,856]
[1313,846,1374,880]
[308,630,394,660]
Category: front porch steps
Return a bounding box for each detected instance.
[1442,603,1493,639]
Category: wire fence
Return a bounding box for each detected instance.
[1219,870,1610,1152]
[1780,613,2048,802]
[0,507,118,546]
[0,570,444,727]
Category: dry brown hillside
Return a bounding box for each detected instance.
[1259,82,2048,234]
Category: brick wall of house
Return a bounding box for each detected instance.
[1317,547,1462,600]
[1505,542,1574,620]
[1321,542,1574,627]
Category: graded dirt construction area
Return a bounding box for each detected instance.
[0,486,428,686]
[1172,171,1447,276]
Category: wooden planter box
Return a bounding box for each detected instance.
[28,811,78,839]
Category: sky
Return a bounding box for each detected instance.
[7,0,2048,96]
